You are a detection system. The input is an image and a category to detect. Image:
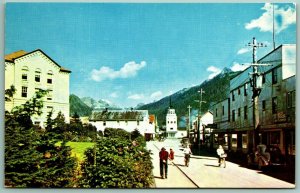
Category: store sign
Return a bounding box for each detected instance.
[274,112,286,123]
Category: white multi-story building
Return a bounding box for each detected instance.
[89,110,153,136]
[166,108,178,138]
[5,49,71,126]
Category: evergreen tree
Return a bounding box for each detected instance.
[5,90,77,187]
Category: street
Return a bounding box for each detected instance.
[146,139,295,188]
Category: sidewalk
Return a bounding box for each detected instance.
[147,141,197,188]
[173,153,295,188]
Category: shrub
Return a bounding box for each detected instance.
[79,128,153,188]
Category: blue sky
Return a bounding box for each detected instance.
[5,3,296,108]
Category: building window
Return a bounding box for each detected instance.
[222,106,225,116]
[21,86,27,98]
[262,74,266,84]
[232,91,235,101]
[170,128,173,130]
[272,97,278,114]
[232,110,235,122]
[215,108,218,117]
[238,108,241,117]
[272,68,278,84]
[287,91,296,108]
[22,74,28,80]
[22,66,28,81]
[47,70,53,84]
[35,68,41,82]
[244,106,248,120]
[262,100,266,111]
[244,84,248,96]
[103,121,106,126]
[137,120,140,125]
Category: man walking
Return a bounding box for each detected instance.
[159,147,169,179]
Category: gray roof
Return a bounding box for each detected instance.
[89,110,148,121]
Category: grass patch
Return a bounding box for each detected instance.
[57,141,95,162]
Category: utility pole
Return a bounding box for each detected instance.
[187,105,192,139]
[247,37,267,153]
[195,88,206,149]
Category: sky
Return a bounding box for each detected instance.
[5,3,296,108]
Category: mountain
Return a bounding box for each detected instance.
[81,97,121,111]
[69,94,93,117]
[137,68,240,127]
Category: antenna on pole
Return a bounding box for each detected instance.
[273,3,276,50]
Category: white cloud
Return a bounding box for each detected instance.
[237,47,251,55]
[150,91,163,99]
[110,92,118,98]
[128,93,145,100]
[90,61,146,82]
[207,66,222,79]
[230,62,251,72]
[245,3,296,34]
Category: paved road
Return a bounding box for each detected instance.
[147,139,295,188]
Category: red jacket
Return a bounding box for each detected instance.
[159,150,169,161]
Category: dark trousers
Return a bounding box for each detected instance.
[160,160,168,177]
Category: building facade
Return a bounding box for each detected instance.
[192,111,214,146]
[5,49,71,126]
[89,110,153,136]
[166,108,178,138]
[212,44,296,159]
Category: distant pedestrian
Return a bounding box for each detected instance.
[169,148,174,163]
[217,145,226,167]
[183,145,192,167]
[159,147,169,179]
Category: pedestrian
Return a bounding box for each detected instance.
[183,145,192,167]
[159,147,169,179]
[216,145,226,167]
[169,148,174,164]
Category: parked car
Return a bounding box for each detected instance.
[266,145,286,166]
[247,144,285,169]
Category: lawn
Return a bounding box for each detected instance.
[65,142,95,162]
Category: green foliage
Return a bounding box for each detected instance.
[5,90,77,188]
[104,128,131,140]
[79,128,154,188]
[5,85,16,102]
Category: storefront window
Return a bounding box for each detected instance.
[270,131,280,145]
[231,134,237,148]
[242,134,248,148]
